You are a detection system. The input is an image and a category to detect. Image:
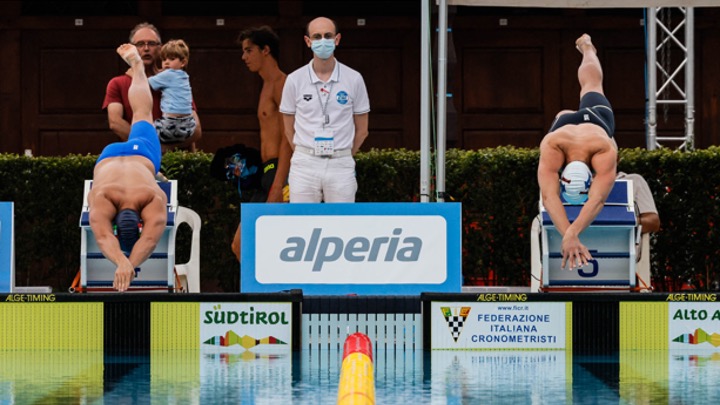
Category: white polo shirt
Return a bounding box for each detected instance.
[280,58,370,151]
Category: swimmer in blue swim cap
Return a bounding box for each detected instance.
[89,43,168,292]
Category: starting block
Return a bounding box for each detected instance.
[75,179,201,293]
[531,179,640,292]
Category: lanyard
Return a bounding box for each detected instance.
[308,63,339,129]
[316,82,334,128]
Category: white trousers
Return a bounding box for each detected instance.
[289,152,357,202]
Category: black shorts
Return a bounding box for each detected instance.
[250,159,279,202]
[548,92,615,138]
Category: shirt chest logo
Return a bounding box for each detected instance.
[336,91,349,105]
[303,94,313,102]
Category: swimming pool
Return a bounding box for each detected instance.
[2,349,719,403]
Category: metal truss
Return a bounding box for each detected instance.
[646,7,695,150]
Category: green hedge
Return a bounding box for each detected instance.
[2,147,719,292]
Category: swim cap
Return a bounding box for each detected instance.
[115,209,142,253]
[560,161,592,204]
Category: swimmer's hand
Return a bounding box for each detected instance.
[561,232,592,270]
[113,260,135,292]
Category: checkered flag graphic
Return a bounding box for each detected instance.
[441,307,471,342]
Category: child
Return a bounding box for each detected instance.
[148,39,197,144]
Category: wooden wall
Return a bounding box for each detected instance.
[1,2,719,156]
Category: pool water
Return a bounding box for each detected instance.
[2,349,719,404]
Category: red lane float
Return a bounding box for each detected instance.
[337,332,375,405]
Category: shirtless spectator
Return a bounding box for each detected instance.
[231,26,291,261]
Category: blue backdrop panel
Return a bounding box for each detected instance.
[241,203,462,295]
[0,202,14,293]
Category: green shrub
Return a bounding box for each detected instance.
[1,147,719,292]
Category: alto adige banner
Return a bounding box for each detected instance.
[241,203,462,294]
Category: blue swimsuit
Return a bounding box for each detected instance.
[96,121,161,173]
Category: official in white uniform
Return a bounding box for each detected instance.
[280,16,370,202]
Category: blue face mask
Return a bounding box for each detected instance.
[311,38,335,60]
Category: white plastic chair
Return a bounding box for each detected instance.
[174,206,201,292]
[530,216,542,293]
[636,233,652,292]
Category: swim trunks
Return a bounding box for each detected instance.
[250,159,280,202]
[548,91,615,138]
[97,121,162,173]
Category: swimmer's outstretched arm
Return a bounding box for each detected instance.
[88,192,135,292]
[538,138,592,271]
[561,151,616,265]
[127,194,167,271]
[538,138,571,234]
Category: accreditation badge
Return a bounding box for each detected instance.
[313,129,334,156]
